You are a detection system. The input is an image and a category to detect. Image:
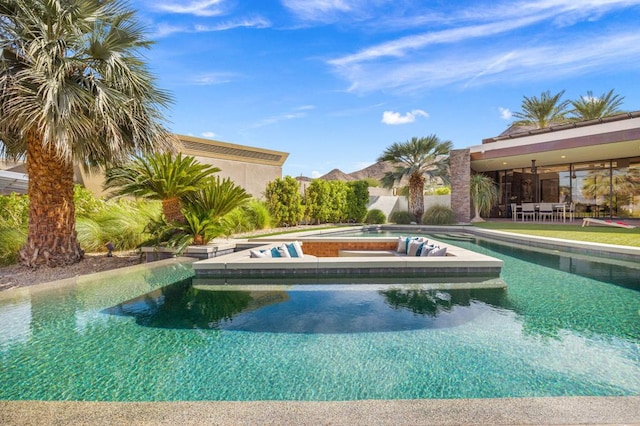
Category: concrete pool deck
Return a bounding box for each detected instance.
[191,234,505,288]
[2,396,639,425]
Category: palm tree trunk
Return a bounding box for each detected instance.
[162,197,185,223]
[409,173,425,222]
[20,135,84,267]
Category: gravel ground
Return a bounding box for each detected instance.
[0,251,143,291]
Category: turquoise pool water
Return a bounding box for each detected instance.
[0,236,639,401]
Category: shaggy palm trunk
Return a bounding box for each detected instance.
[162,197,185,223]
[20,136,84,267]
[409,173,425,222]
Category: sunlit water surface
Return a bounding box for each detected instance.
[0,233,638,401]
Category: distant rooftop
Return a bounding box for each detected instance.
[483,111,640,144]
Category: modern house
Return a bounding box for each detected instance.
[0,135,289,199]
[451,111,640,222]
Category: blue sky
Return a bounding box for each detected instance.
[132,0,640,178]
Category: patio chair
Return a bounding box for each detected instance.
[521,203,536,221]
[538,203,554,221]
[565,203,575,221]
[510,203,522,222]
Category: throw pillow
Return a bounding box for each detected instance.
[427,247,447,257]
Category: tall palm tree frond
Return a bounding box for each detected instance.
[0,0,175,266]
[377,135,453,221]
[512,90,570,129]
[569,89,625,121]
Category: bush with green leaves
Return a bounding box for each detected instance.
[346,180,369,223]
[264,176,305,226]
[425,186,451,195]
[389,210,415,224]
[241,199,272,230]
[305,179,350,224]
[0,193,28,265]
[76,199,162,252]
[364,209,386,224]
[422,205,456,225]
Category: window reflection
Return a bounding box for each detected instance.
[484,157,640,219]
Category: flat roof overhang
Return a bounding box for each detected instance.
[0,170,28,194]
[470,114,640,172]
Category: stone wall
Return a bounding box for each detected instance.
[301,241,397,257]
[450,149,471,223]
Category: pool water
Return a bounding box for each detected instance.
[0,236,639,401]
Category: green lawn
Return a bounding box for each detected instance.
[473,221,640,247]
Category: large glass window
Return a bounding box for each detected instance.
[482,157,640,219]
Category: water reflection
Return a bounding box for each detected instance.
[105,281,506,334]
[473,238,640,291]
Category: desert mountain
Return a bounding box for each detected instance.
[295,161,395,183]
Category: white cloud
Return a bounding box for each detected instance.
[311,170,322,178]
[333,30,640,93]
[499,107,512,120]
[282,0,362,22]
[327,0,640,92]
[155,0,227,17]
[194,17,271,31]
[201,131,216,138]
[152,23,187,38]
[252,106,315,128]
[381,110,429,125]
[192,72,236,85]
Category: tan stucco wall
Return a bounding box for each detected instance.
[75,135,288,200]
[191,155,282,199]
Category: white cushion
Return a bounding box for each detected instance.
[250,249,271,258]
[407,239,426,256]
[427,247,447,257]
[396,236,407,253]
[420,245,436,256]
[285,241,304,258]
[277,244,291,258]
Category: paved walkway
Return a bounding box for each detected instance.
[2,396,639,425]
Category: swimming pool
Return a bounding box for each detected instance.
[0,235,638,401]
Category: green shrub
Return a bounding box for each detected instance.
[242,200,272,230]
[363,177,379,187]
[346,180,369,222]
[0,227,26,265]
[422,205,456,225]
[264,176,305,226]
[388,210,416,224]
[74,184,106,217]
[0,193,29,265]
[0,193,29,228]
[77,199,162,252]
[364,209,386,224]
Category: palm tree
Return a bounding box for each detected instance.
[470,174,498,223]
[104,152,221,223]
[569,89,624,121]
[0,0,175,267]
[378,136,452,221]
[512,90,571,128]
